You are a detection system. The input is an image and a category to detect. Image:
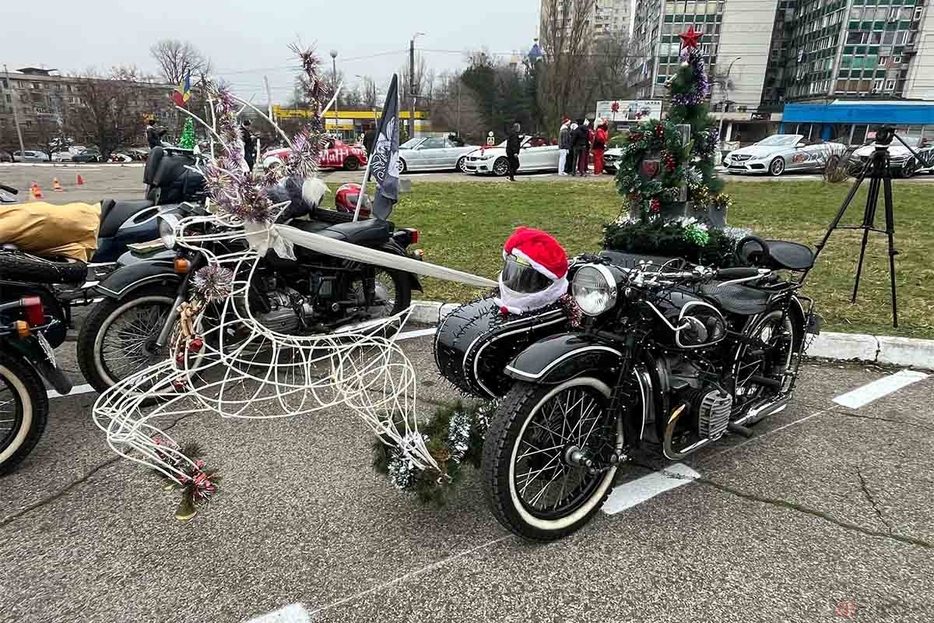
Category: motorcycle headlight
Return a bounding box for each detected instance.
[158,214,178,249]
[572,264,618,316]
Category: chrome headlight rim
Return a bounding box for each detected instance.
[157,213,179,249]
[572,263,618,317]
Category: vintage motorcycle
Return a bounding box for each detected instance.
[437,237,820,541]
[76,179,422,393]
[0,246,75,473]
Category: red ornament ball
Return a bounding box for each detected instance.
[650,198,662,212]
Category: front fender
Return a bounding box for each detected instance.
[505,333,623,386]
[96,260,181,299]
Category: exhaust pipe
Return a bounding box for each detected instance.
[663,403,713,461]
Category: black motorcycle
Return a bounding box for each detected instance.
[439,237,820,541]
[76,190,423,393]
[0,259,75,474]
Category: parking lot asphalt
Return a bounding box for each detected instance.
[1,332,931,623]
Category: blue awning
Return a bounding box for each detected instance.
[783,101,934,125]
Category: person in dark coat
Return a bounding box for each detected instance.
[571,119,590,176]
[241,119,256,171]
[506,122,522,181]
[146,118,166,149]
[362,128,377,154]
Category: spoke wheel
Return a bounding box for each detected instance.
[0,351,47,474]
[483,377,622,541]
[769,157,786,176]
[733,310,797,412]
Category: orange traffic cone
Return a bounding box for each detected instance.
[53,178,64,192]
[76,174,84,186]
[30,183,44,200]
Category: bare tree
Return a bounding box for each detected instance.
[360,76,379,109]
[150,39,212,86]
[66,66,168,157]
[537,0,597,130]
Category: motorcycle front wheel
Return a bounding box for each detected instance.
[482,377,622,541]
[77,286,177,393]
[0,350,48,475]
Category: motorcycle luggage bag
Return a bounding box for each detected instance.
[146,149,205,204]
[434,296,569,399]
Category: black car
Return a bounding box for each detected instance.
[72,149,103,163]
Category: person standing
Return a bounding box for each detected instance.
[557,118,571,176]
[567,121,579,175]
[571,119,588,176]
[593,121,608,175]
[146,118,166,149]
[506,122,521,182]
[241,119,256,171]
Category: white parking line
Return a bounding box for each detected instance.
[396,327,437,341]
[832,370,929,409]
[602,463,700,515]
[245,603,310,623]
[48,384,95,399]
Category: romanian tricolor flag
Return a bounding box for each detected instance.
[172,73,192,107]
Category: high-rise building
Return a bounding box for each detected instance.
[541,0,633,44]
[627,0,934,144]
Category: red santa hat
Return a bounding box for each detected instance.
[503,227,568,281]
[496,227,569,315]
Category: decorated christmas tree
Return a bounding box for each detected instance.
[605,26,744,266]
[178,117,196,149]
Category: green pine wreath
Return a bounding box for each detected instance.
[615,119,690,220]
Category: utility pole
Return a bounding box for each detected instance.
[717,57,742,143]
[409,33,424,140]
[4,65,26,158]
[330,50,339,139]
[263,75,273,124]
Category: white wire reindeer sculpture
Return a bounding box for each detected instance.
[91,47,494,519]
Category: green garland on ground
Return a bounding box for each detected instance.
[372,400,497,507]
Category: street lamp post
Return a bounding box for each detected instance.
[717,56,742,144]
[409,32,424,140]
[330,50,339,138]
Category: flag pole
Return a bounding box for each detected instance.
[353,156,373,222]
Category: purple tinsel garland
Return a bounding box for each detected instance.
[671,47,711,107]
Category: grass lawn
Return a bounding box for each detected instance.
[391,179,934,340]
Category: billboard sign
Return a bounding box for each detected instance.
[595,100,664,123]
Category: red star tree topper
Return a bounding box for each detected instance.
[679,26,702,50]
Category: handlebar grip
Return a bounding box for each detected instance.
[0,183,19,195]
[717,267,762,280]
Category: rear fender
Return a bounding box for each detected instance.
[96,261,181,299]
[379,240,423,292]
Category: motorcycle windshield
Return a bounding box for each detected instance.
[501,254,553,294]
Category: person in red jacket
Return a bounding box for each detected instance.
[593,121,608,175]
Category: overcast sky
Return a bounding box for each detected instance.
[1,0,540,102]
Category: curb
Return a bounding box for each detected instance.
[411,301,934,371]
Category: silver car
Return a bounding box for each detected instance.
[724,134,846,177]
[851,135,934,178]
[398,136,478,173]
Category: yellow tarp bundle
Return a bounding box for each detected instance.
[0,202,101,262]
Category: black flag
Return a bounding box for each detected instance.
[369,74,400,220]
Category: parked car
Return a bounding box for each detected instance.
[0,151,12,163]
[723,134,845,176]
[851,135,934,178]
[12,150,50,163]
[398,136,478,173]
[463,136,558,176]
[72,148,103,163]
[262,138,368,171]
[603,147,623,174]
[123,148,150,161]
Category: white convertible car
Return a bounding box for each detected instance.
[724,134,846,176]
[463,136,559,176]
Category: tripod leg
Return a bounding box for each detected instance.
[882,173,899,328]
[851,172,881,303]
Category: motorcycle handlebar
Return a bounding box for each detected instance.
[0,183,19,195]
[716,267,764,280]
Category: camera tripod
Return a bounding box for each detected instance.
[805,126,921,329]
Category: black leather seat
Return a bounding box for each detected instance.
[98,199,155,238]
[764,240,815,271]
[287,219,332,234]
[700,284,771,316]
[293,219,392,246]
